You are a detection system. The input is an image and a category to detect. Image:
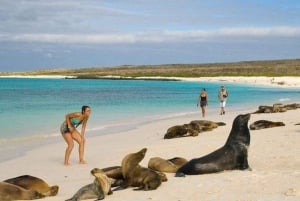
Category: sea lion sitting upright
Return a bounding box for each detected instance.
[118,148,162,191]
[0,182,45,201]
[4,175,59,196]
[176,113,251,177]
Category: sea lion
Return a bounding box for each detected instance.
[0,182,45,201]
[176,113,251,177]
[148,157,187,173]
[117,148,162,190]
[3,175,59,196]
[168,157,188,167]
[101,166,124,187]
[65,168,112,201]
[249,120,285,130]
[164,125,198,139]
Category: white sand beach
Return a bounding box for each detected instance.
[2,75,300,88]
[137,76,300,88]
[0,102,300,201]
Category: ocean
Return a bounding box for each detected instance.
[0,77,299,161]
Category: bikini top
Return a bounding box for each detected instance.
[71,118,82,127]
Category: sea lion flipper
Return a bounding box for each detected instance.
[175,171,186,177]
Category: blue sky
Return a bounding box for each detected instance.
[0,0,300,72]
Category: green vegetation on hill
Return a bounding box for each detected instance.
[1,59,300,78]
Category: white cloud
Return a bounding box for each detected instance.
[1,27,299,44]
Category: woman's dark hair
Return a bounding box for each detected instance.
[81,105,90,114]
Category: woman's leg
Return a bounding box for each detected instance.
[62,133,74,166]
[201,106,205,117]
[71,130,86,164]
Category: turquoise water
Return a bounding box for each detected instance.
[0,78,299,141]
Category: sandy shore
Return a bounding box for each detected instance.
[0,104,299,201]
[2,75,300,88]
[136,76,300,88]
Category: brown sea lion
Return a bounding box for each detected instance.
[148,157,187,173]
[3,175,59,196]
[101,166,123,187]
[249,120,285,130]
[0,182,45,201]
[176,114,251,176]
[118,148,162,191]
[65,168,112,201]
[91,168,113,196]
[168,157,188,167]
[164,125,198,139]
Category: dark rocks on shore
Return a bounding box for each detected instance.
[164,120,226,139]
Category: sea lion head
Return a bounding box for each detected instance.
[48,185,59,196]
[90,168,112,196]
[226,113,251,146]
[121,148,147,178]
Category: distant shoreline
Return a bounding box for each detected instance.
[1,75,300,88]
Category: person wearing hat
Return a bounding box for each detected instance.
[218,85,228,115]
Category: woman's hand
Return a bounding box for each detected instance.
[68,125,75,132]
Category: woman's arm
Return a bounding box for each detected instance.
[80,117,89,136]
[65,112,80,130]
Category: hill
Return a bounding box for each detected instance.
[1,59,300,78]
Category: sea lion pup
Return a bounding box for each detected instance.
[176,113,251,177]
[0,182,45,201]
[65,169,112,201]
[249,120,285,130]
[117,148,162,191]
[101,166,124,187]
[3,175,59,196]
[148,157,187,173]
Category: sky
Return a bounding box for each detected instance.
[0,0,300,72]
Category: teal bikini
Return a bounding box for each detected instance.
[60,118,83,134]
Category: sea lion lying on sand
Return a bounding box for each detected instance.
[176,114,251,176]
[3,175,59,197]
[249,120,285,130]
[148,157,188,173]
[65,168,112,201]
[164,120,226,139]
[0,181,45,201]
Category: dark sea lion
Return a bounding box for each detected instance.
[148,157,187,173]
[0,182,45,201]
[118,148,162,191]
[249,120,285,130]
[3,175,59,196]
[176,113,251,177]
[65,168,112,201]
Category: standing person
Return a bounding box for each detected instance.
[60,105,91,166]
[197,88,208,117]
[218,85,228,115]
